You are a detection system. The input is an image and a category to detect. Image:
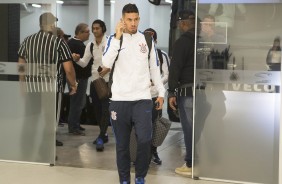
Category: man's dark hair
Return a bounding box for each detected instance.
[122,3,139,15]
[92,19,107,33]
[144,28,157,41]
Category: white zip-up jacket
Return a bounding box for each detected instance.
[102,31,165,101]
[75,35,109,82]
[151,49,170,98]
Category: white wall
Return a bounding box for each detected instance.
[56,5,89,38]
[149,5,171,52]
[20,10,42,43]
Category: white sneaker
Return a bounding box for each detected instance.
[175,163,192,176]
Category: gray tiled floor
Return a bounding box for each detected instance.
[53,122,230,184]
[0,123,230,184]
[56,123,185,175]
[0,97,232,184]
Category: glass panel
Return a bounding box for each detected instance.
[194,2,280,183]
[0,1,57,164]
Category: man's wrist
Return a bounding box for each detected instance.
[70,81,78,88]
[115,33,122,40]
[167,90,176,98]
[18,63,26,74]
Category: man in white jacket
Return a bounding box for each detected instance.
[72,20,110,152]
[102,4,165,184]
[144,28,170,166]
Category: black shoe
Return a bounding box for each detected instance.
[93,134,109,144]
[69,130,85,136]
[58,122,64,127]
[59,118,67,124]
[56,140,63,146]
[151,152,162,165]
[79,126,85,131]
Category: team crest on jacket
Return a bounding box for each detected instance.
[111,111,117,120]
[139,43,147,53]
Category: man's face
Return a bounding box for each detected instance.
[122,12,140,34]
[81,27,90,42]
[201,18,215,36]
[92,23,103,38]
[274,41,280,47]
[177,20,186,32]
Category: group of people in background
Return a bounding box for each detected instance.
[18,3,198,184]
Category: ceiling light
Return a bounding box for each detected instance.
[110,0,115,3]
[32,4,41,8]
[56,1,64,4]
[165,0,172,3]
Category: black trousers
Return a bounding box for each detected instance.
[109,100,152,183]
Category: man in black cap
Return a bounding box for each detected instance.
[168,9,196,177]
[18,12,77,147]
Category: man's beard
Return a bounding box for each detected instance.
[125,28,137,34]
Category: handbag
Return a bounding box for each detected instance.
[130,114,171,162]
[93,77,110,100]
[152,114,172,147]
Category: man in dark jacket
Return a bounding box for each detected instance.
[168,10,196,177]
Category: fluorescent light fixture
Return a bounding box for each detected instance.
[32,4,41,8]
[110,0,115,3]
[165,0,173,3]
[56,1,64,4]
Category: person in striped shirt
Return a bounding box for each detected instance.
[18,12,77,146]
[18,12,77,94]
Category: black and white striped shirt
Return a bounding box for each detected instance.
[18,30,73,93]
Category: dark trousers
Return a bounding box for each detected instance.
[109,100,153,183]
[90,81,109,137]
[178,95,193,167]
[68,78,88,132]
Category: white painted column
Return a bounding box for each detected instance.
[88,0,104,41]
[89,0,104,21]
[110,1,115,34]
[278,70,282,184]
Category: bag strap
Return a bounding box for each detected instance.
[90,42,94,57]
[144,32,152,60]
[109,33,152,85]
[109,34,123,85]
[157,109,162,119]
[156,49,163,74]
[86,42,94,66]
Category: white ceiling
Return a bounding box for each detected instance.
[62,0,171,6]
